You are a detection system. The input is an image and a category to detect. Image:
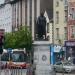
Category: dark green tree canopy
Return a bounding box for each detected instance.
[4,26,32,51]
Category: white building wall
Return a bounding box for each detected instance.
[22,0,25,26]
[36,0,40,18]
[0,4,12,32]
[49,23,53,43]
[27,0,30,27]
[46,23,53,44]
[18,1,21,26]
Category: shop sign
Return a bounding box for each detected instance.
[54,46,61,52]
[65,41,75,46]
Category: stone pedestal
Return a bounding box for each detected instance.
[33,41,50,65]
[33,41,56,75]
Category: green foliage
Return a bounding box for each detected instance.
[4,26,32,51]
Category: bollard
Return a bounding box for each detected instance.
[15,67,17,75]
[17,66,20,75]
[21,67,22,75]
[62,68,64,75]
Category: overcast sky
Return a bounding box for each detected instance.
[0,0,5,4]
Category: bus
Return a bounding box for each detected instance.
[1,49,29,69]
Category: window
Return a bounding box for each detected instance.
[56,28,59,39]
[65,6,68,10]
[64,0,67,5]
[56,62,62,65]
[64,10,68,22]
[60,0,63,1]
[65,16,67,23]
[47,23,49,33]
[1,53,9,61]
[71,8,75,20]
[12,53,24,62]
[64,27,67,40]
[71,26,75,38]
[70,8,73,19]
[56,1,59,7]
[56,11,59,24]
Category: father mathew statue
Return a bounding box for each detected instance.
[36,12,46,40]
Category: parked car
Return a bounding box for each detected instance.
[53,61,75,73]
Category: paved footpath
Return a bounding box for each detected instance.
[56,73,75,75]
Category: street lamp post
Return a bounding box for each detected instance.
[70,48,72,60]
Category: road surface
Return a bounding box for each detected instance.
[0,69,75,75]
[56,72,75,75]
[0,69,27,75]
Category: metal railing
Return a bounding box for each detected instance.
[0,65,28,75]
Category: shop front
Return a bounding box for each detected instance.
[65,41,75,64]
[50,45,64,64]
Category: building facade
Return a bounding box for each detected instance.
[0,0,69,44]
[67,0,75,40]
[11,0,53,40]
[53,0,68,45]
[65,0,75,63]
[0,0,53,42]
[0,2,12,32]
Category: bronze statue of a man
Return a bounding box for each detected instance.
[36,12,46,40]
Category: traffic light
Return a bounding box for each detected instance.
[0,36,3,54]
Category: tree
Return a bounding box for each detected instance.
[4,26,32,52]
[4,33,16,48]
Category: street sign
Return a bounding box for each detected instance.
[54,45,61,52]
[65,41,75,46]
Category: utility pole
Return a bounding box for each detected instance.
[70,47,72,62]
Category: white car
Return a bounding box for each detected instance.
[54,61,75,73]
[63,62,75,73]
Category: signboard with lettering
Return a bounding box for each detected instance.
[54,46,61,52]
[65,41,75,46]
